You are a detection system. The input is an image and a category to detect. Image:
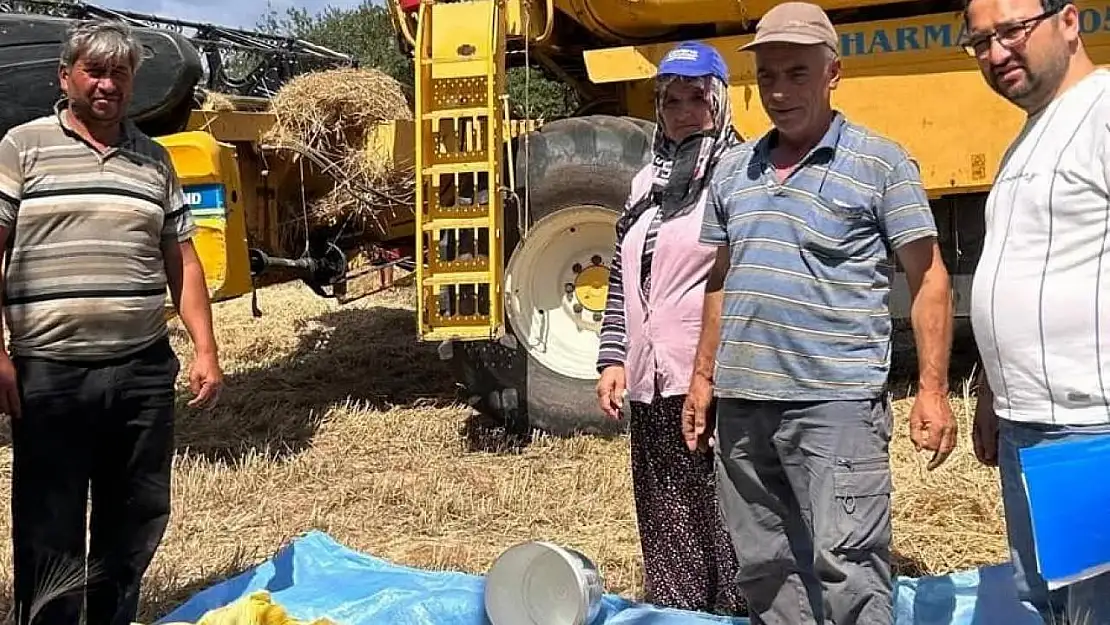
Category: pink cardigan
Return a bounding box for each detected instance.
[619,167,719,404]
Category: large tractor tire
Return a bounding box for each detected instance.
[450,114,655,438]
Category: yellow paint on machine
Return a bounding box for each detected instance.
[155,131,253,305]
[586,1,1110,195]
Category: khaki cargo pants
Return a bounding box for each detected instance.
[713,396,895,625]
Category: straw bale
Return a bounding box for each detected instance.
[307,144,415,228]
[263,67,416,239]
[265,67,412,153]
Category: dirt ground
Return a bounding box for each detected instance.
[0,282,1009,623]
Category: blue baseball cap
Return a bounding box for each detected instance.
[657,41,728,84]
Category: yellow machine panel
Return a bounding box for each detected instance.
[555,0,924,41]
[586,1,1110,196]
[155,131,254,303]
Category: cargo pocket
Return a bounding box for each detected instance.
[865,395,894,447]
[831,455,892,553]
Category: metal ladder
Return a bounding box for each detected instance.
[413,0,507,341]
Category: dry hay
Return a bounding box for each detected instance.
[296,145,415,233]
[266,67,413,152]
[199,90,236,112]
[264,68,416,235]
[889,380,1008,576]
[0,283,1009,623]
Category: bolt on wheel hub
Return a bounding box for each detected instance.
[573,265,609,312]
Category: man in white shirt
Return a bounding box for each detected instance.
[963,0,1110,622]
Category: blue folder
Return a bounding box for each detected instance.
[1020,432,1110,590]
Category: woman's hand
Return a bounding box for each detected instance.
[596,365,627,419]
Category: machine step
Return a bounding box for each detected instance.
[413,0,507,341]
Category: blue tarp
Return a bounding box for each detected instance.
[156,531,1044,625]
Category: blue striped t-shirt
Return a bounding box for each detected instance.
[700,112,938,401]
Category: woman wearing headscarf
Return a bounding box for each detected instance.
[595,41,746,616]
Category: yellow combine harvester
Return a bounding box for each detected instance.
[379,0,1110,436]
[4,0,1109,437]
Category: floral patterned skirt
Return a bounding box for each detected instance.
[629,394,748,616]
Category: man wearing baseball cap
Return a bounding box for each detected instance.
[683,3,956,624]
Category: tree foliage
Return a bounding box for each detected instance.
[506,66,576,120]
[255,0,575,119]
[257,1,413,89]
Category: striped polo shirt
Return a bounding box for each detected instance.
[0,102,197,362]
[700,112,938,401]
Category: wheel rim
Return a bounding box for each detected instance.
[504,205,616,381]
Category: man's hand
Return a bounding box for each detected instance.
[0,353,18,418]
[972,381,999,466]
[187,351,222,410]
[596,365,626,419]
[909,389,957,470]
[164,238,222,410]
[683,247,728,454]
[0,225,15,419]
[892,233,955,471]
[682,374,714,452]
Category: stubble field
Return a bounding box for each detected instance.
[0,281,1008,623]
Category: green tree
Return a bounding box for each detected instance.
[257,1,413,89]
[255,0,575,119]
[507,66,576,120]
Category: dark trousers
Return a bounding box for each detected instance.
[10,337,179,625]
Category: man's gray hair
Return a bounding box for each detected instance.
[61,19,145,73]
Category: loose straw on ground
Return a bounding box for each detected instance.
[0,283,1011,623]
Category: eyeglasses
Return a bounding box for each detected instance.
[959,6,1062,57]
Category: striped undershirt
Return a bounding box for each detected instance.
[0,103,197,361]
[596,195,662,372]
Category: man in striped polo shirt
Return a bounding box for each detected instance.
[0,19,222,625]
[964,0,1110,622]
[682,3,957,624]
